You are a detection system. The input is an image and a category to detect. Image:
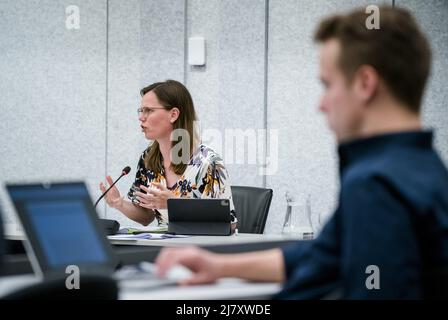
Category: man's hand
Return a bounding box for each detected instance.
[155,246,223,285]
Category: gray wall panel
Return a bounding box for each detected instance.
[0,0,107,231]
[265,0,390,234]
[104,0,142,226]
[397,0,448,165]
[106,0,185,227]
[186,0,266,190]
[139,0,185,85]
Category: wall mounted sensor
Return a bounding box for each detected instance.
[188,37,206,66]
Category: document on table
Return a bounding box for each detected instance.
[116,226,168,234]
[108,233,191,240]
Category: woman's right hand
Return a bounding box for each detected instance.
[99,175,123,209]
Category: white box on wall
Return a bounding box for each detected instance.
[188,37,206,66]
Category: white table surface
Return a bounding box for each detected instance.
[108,233,299,247]
[6,232,301,247]
[119,278,281,300]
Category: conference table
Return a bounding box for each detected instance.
[108,232,297,246]
[2,230,301,299]
[0,272,282,300]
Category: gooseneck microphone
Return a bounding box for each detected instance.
[94,166,131,208]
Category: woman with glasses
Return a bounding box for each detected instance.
[99,80,236,230]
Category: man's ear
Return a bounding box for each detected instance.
[353,65,379,104]
[170,107,180,123]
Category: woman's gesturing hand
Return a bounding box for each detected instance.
[135,182,173,210]
[99,175,124,209]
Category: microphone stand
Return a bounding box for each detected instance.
[95,167,131,235]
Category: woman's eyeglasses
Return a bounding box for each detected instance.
[137,107,167,117]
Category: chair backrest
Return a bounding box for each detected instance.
[231,186,273,234]
[3,274,118,300]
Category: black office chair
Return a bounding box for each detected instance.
[231,186,273,234]
[2,274,118,300]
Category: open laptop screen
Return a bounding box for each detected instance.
[25,199,108,267]
[6,182,115,276]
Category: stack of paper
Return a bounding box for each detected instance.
[116,226,168,235]
[108,233,191,240]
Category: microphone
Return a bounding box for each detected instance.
[94,166,131,208]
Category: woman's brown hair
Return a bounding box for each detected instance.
[140,80,198,176]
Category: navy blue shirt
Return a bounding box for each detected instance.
[277,131,448,299]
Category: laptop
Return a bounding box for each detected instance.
[6,182,117,279]
[167,198,231,236]
[5,181,191,289]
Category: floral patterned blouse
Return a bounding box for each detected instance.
[127,144,236,226]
